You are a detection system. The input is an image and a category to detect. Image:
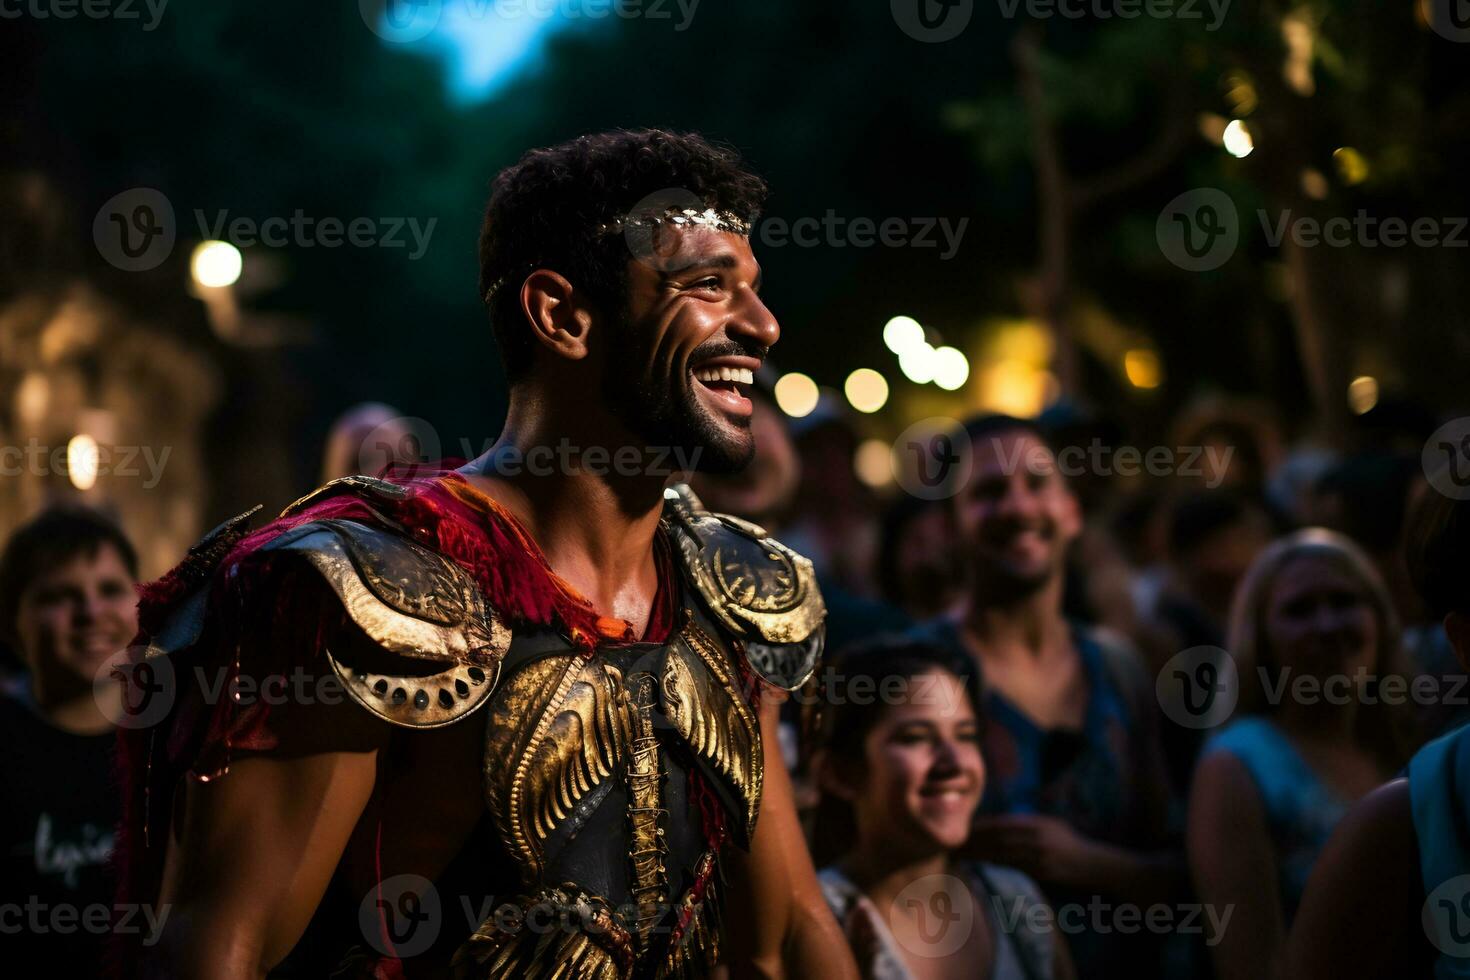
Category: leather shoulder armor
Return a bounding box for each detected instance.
[142,504,263,660]
[278,473,412,518]
[257,517,511,728]
[661,484,825,690]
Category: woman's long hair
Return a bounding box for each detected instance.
[1226,527,1419,769]
[808,636,981,868]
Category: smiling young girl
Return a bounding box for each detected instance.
[812,639,1074,980]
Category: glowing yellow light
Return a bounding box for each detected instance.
[1300,168,1329,201]
[1223,120,1254,159]
[1348,375,1379,415]
[1281,13,1316,96]
[898,344,937,385]
[68,434,100,491]
[773,372,820,419]
[844,368,889,414]
[1124,349,1162,389]
[853,438,894,488]
[1223,71,1259,116]
[14,373,49,424]
[883,315,926,355]
[191,240,243,288]
[932,347,970,391]
[1333,147,1369,186]
[979,359,1046,417]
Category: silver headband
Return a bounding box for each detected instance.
[596,206,752,237]
[483,206,752,303]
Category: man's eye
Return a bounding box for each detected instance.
[691,277,722,290]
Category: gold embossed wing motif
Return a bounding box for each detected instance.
[484,654,632,876]
[662,483,826,690]
[660,623,763,846]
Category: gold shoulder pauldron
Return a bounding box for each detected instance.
[662,484,825,690]
[258,517,511,728]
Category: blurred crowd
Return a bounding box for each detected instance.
[4,379,1470,979]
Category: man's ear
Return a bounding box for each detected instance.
[1444,611,1470,673]
[521,269,594,362]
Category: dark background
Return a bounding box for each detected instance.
[2,0,1469,572]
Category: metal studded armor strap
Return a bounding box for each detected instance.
[255,517,512,727]
[661,484,826,690]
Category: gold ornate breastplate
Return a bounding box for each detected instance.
[228,480,825,978]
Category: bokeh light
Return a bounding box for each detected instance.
[1333,147,1369,185]
[773,372,820,418]
[898,344,937,384]
[68,434,100,491]
[844,368,889,413]
[853,438,893,488]
[1348,375,1379,414]
[883,315,926,355]
[191,240,243,288]
[1124,349,1162,389]
[1223,119,1254,158]
[932,347,970,391]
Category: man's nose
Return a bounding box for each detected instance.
[729,288,780,350]
[997,479,1043,519]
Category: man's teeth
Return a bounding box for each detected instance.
[693,366,754,385]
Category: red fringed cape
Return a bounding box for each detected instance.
[110,468,709,975]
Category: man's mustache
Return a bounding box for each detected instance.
[688,339,769,368]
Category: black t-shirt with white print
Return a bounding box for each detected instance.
[0,686,120,974]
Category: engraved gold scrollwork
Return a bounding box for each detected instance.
[662,484,826,650]
[280,520,509,668]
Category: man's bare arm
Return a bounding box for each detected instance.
[722,690,858,980]
[144,696,387,979]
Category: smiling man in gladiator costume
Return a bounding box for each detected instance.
[113,130,856,980]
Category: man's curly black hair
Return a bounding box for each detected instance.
[478,129,768,382]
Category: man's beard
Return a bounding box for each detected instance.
[970,532,1059,605]
[602,325,756,476]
